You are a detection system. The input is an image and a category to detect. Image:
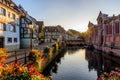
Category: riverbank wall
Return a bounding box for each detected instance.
[93,44,120,57]
[40,43,66,73]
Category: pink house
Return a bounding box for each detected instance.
[87,11,120,56]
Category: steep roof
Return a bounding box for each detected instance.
[44,25,66,33]
[97,11,108,21]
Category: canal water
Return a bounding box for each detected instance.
[43,48,120,80]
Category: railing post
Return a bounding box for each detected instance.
[15,51,17,63]
[25,50,27,64]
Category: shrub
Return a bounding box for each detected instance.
[29,49,42,71]
[0,48,48,80]
[43,46,53,59]
[43,46,50,54]
[0,48,7,63]
[29,49,42,63]
[52,42,59,53]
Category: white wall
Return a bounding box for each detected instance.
[0,24,20,46]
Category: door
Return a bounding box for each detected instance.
[0,37,4,48]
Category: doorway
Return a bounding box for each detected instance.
[0,37,4,48]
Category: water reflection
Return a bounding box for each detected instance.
[43,48,120,80]
[42,49,66,76]
[86,50,120,77]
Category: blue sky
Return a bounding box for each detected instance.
[13,0,120,32]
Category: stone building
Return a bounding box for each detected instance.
[87,11,120,56]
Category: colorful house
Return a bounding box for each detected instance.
[19,6,38,49]
[0,0,22,51]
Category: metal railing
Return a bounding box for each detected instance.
[6,49,30,64]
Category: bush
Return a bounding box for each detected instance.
[0,61,48,80]
[0,48,7,64]
[52,42,59,53]
[29,49,42,71]
[0,48,49,80]
[1,72,30,80]
[43,46,50,54]
[43,46,53,60]
[29,49,42,63]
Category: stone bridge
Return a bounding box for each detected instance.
[66,39,85,46]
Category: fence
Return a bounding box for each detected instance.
[6,49,30,64]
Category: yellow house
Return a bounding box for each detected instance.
[0,0,22,51]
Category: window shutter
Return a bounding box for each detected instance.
[14,26,16,32]
[3,23,6,31]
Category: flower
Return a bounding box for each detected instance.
[0,48,7,65]
[27,64,40,76]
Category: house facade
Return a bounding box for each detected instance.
[87,11,120,56]
[19,8,38,49]
[0,0,21,51]
[37,21,44,44]
[44,25,66,43]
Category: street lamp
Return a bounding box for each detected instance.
[29,24,33,50]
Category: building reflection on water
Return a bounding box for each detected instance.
[42,48,120,80]
[42,49,66,77]
[85,50,120,77]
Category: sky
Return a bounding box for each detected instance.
[13,0,120,32]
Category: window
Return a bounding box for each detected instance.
[8,37,12,43]
[24,28,28,34]
[109,24,112,34]
[106,24,112,34]
[115,22,119,34]
[10,25,16,32]
[8,11,10,18]
[21,19,24,23]
[14,38,17,43]
[0,23,6,31]
[0,7,6,16]
[12,13,15,20]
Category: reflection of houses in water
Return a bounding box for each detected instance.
[42,50,66,77]
[67,47,84,55]
[52,62,58,74]
[85,50,120,76]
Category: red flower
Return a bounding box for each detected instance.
[0,62,3,67]
[16,61,20,65]
[9,62,15,67]
[27,64,40,75]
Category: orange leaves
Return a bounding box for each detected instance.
[27,64,40,76]
[0,48,7,63]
